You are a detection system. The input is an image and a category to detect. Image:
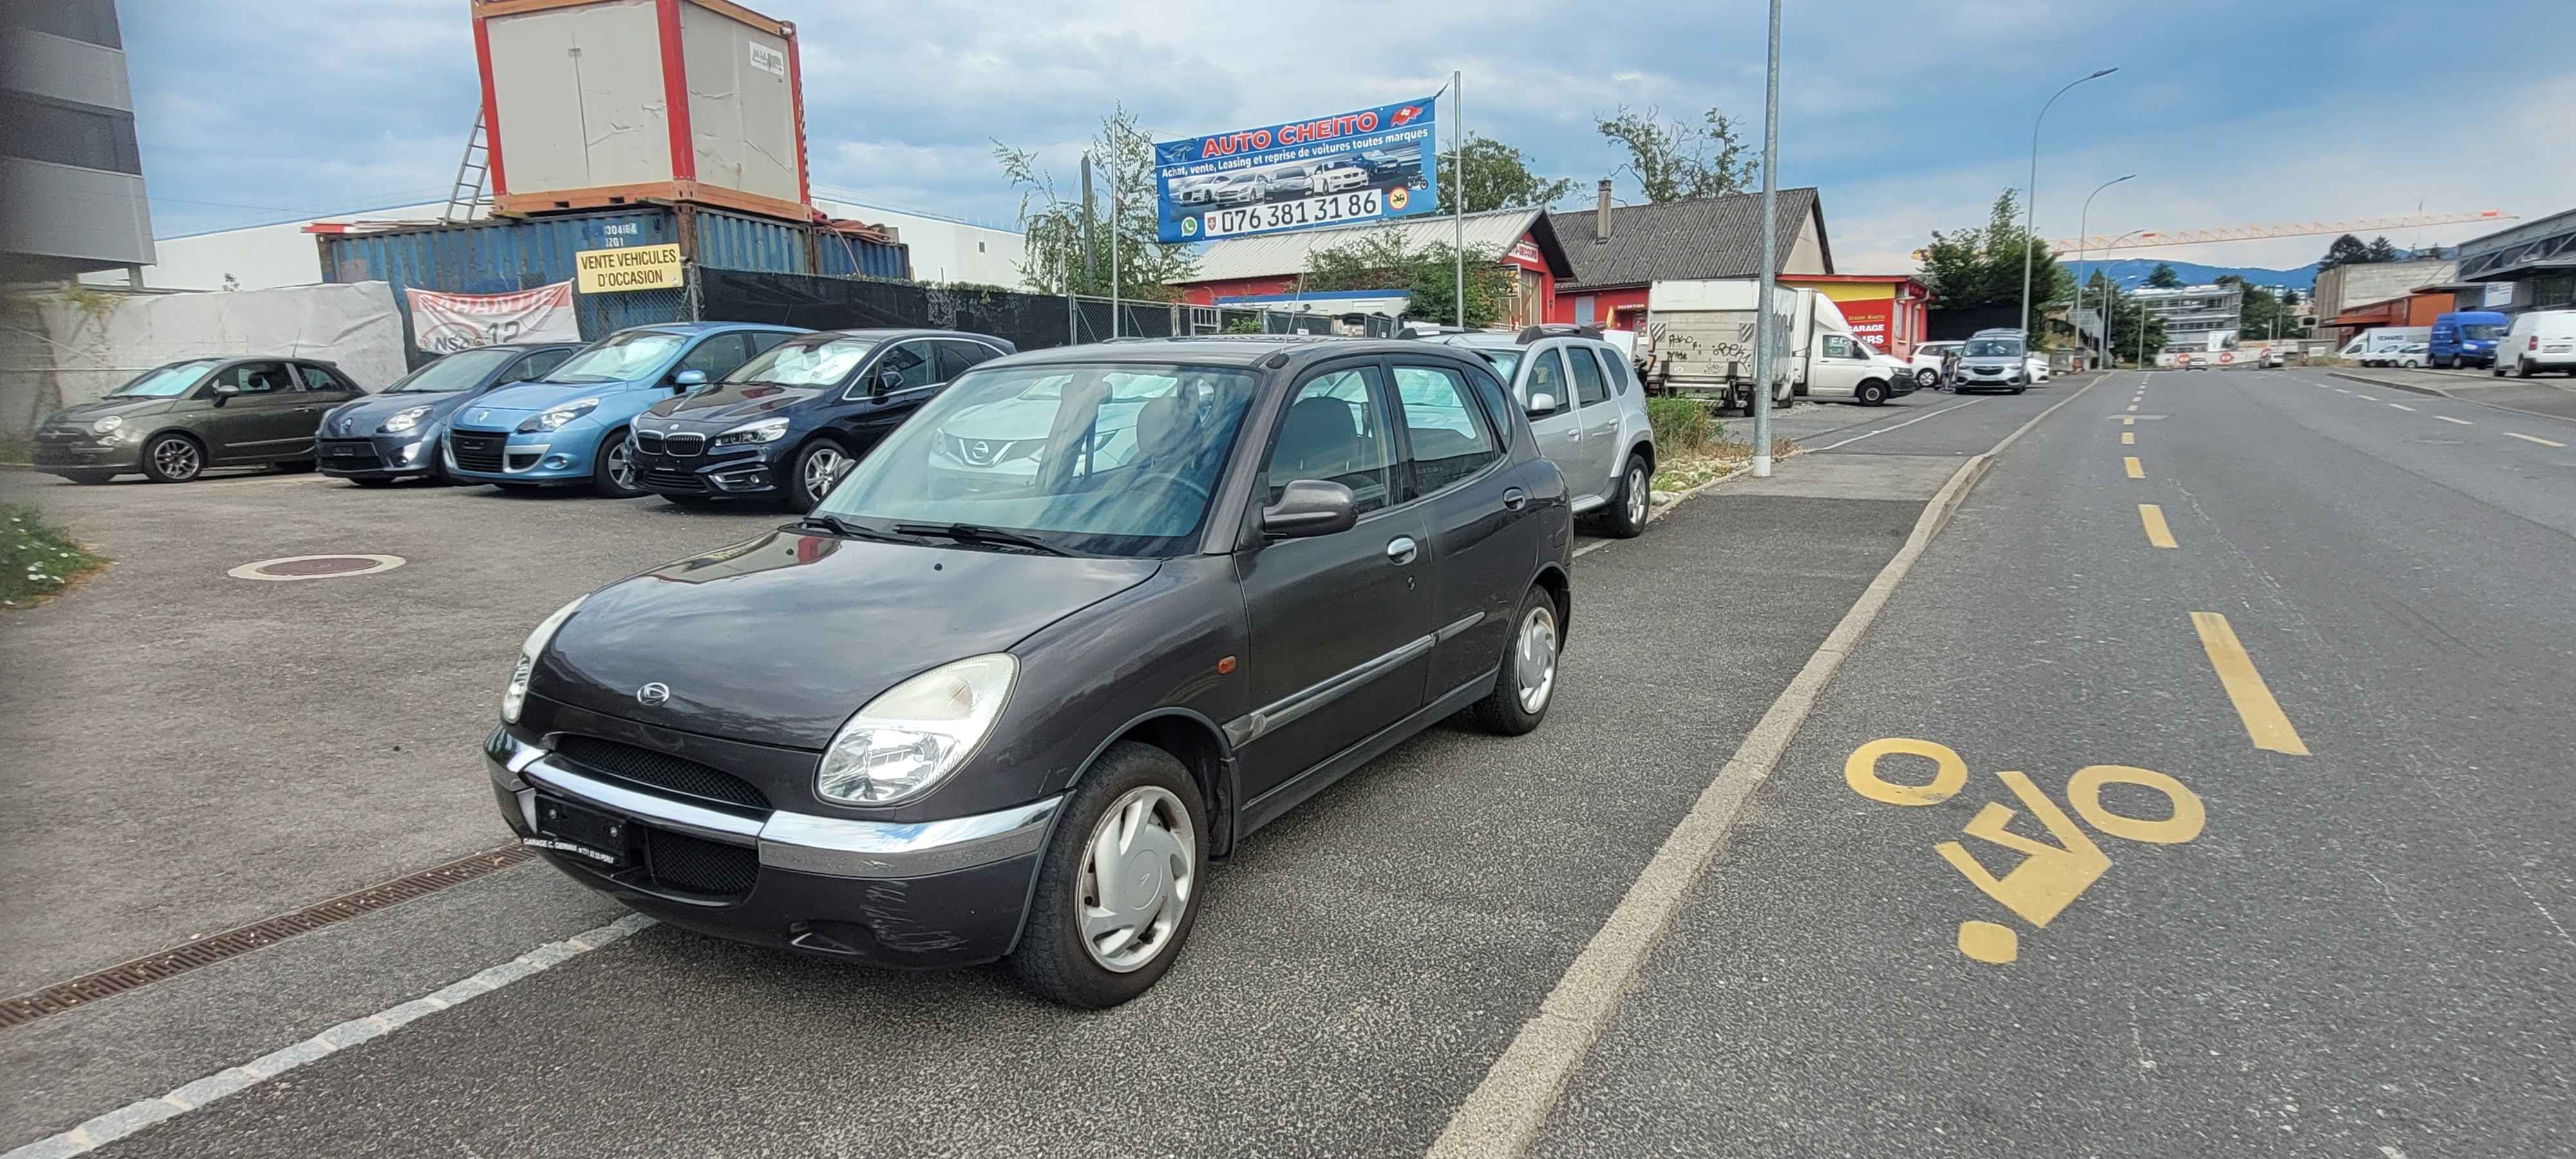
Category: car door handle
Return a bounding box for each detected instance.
[1385,536,1417,565]
[1502,488,1527,511]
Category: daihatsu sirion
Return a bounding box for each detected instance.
[442,323,805,496]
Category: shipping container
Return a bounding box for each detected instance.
[316,204,908,347]
[473,0,811,223]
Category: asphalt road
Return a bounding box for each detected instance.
[1531,367,2576,1156]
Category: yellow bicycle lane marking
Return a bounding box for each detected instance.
[2191,612,2311,755]
[1846,739,2206,965]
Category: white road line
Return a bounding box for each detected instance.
[0,914,656,1159]
[2506,431,2569,448]
[2434,415,2473,425]
[2354,395,2382,401]
[1810,399,1983,451]
[2388,404,2416,411]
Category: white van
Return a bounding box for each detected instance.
[2493,310,2576,377]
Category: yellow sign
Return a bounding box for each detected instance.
[574,244,685,294]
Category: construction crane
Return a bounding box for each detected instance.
[2050,210,2514,254]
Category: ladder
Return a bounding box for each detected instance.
[440,109,493,225]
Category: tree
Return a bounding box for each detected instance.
[2318,234,2372,270]
[2364,235,2402,263]
[1302,232,1518,328]
[1917,189,2072,316]
[2147,263,2182,288]
[1435,135,1577,215]
[1596,106,1757,203]
[2078,272,2169,366]
[994,108,1195,299]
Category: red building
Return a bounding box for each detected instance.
[1545,186,1834,332]
[1781,274,1935,357]
[1170,208,1575,328]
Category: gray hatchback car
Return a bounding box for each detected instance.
[487,337,1575,1007]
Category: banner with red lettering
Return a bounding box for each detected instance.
[404,282,581,353]
[1154,97,1441,243]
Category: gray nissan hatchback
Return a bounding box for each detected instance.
[488,337,1575,1006]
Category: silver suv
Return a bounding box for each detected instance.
[1429,326,1658,538]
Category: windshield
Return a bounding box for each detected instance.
[1964,339,2024,358]
[108,359,223,397]
[1467,348,1524,380]
[386,347,520,393]
[817,363,1260,558]
[730,336,880,386]
[540,332,687,384]
[2461,325,2508,341]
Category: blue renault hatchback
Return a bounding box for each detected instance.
[442,322,806,496]
[629,328,1016,510]
[316,342,583,485]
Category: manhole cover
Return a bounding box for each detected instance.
[227,554,406,581]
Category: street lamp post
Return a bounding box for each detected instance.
[2072,174,2134,370]
[2096,229,2145,367]
[2018,68,2118,344]
[1750,0,1782,478]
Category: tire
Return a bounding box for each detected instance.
[592,429,646,498]
[784,437,851,513]
[2517,358,2535,379]
[1598,454,1650,539]
[1857,380,1889,406]
[1009,742,1207,1009]
[141,433,205,483]
[1915,368,1939,389]
[1470,585,1562,736]
[60,470,115,485]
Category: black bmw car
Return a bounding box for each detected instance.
[315,343,582,485]
[630,329,1014,511]
[488,337,1574,1006]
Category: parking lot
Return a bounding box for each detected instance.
[0,384,2057,1154]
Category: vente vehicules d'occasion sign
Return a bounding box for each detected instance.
[1154,97,1441,243]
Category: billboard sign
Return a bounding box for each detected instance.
[1155,97,1441,243]
[405,283,582,352]
[574,243,685,294]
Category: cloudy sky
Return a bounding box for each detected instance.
[126,0,2573,273]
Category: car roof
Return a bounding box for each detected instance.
[772,328,1010,344]
[995,335,1492,373]
[615,321,806,336]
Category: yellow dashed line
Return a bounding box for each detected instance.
[2124,457,2145,478]
[2190,612,2311,756]
[2139,504,2177,548]
[2121,432,2135,444]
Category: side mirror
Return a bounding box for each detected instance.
[209,381,239,404]
[1260,479,1358,539]
[1526,391,1558,417]
[874,370,904,397]
[670,369,708,391]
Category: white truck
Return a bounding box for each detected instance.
[1640,279,1913,410]
[2338,326,2430,366]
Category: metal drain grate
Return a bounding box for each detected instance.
[0,845,533,1030]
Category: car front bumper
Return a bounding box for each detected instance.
[444,428,591,484]
[30,430,140,473]
[317,435,435,477]
[486,727,1057,967]
[632,441,782,496]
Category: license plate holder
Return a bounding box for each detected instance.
[529,796,635,868]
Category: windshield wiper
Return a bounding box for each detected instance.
[785,513,908,544]
[891,522,1073,556]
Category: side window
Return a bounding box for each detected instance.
[1823,335,1854,360]
[746,331,795,357]
[1460,361,1516,448]
[1393,364,1501,497]
[1567,347,1609,406]
[298,364,355,393]
[936,341,1003,381]
[1526,348,1569,409]
[1265,364,1394,515]
[220,363,293,394]
[513,350,571,382]
[1598,349,1633,395]
[677,333,753,380]
[876,341,938,390]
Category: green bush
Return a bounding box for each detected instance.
[1647,397,1718,453]
[2,503,105,608]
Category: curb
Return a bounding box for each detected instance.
[2328,370,2447,398]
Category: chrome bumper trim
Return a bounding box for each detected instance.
[486,728,1060,880]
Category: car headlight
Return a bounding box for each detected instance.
[816,654,1017,805]
[381,405,435,434]
[711,417,790,448]
[518,399,600,433]
[92,415,124,435]
[502,596,587,724]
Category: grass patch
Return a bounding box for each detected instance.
[1653,435,1799,497]
[2,503,108,609]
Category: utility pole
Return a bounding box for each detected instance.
[1751,0,1781,478]
[1110,191,1121,339]
[1454,70,1466,330]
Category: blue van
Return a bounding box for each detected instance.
[2429,311,2510,369]
[441,322,806,496]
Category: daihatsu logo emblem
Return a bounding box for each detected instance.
[636,683,671,706]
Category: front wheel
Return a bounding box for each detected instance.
[142,433,205,483]
[1857,380,1889,406]
[592,429,646,498]
[1470,586,1562,735]
[785,437,851,513]
[1599,454,1650,539]
[1915,368,1940,389]
[1009,742,1206,1009]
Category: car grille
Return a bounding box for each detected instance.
[450,430,507,473]
[642,828,759,897]
[317,439,383,469]
[641,465,707,492]
[634,430,665,455]
[552,735,770,812]
[663,432,705,457]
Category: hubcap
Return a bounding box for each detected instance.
[1625,466,1648,525]
[802,446,846,504]
[1077,786,1195,973]
[605,438,635,488]
[1515,603,1559,714]
[153,438,199,480]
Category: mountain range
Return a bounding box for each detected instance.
[2063,258,2328,292]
